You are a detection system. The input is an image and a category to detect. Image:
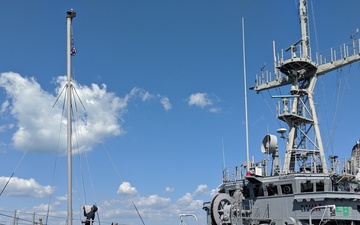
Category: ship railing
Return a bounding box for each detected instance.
[276,38,360,67]
[315,39,360,65]
[222,166,242,182]
[222,155,356,182]
[255,38,360,87]
[0,209,114,225]
[276,99,312,121]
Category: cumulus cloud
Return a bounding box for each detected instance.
[0,72,171,154]
[94,183,210,225]
[0,72,124,153]
[193,184,208,196]
[32,202,60,212]
[188,93,212,108]
[0,176,52,198]
[160,96,172,111]
[187,92,220,113]
[117,181,138,195]
[175,184,207,206]
[176,192,193,205]
[210,188,218,197]
[136,195,171,207]
[165,186,174,193]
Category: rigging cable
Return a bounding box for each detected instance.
[323,63,357,160]
[0,82,72,224]
[45,93,68,225]
[68,73,100,224]
[0,134,37,196]
[261,90,283,129]
[132,202,146,225]
[308,0,337,158]
[99,130,147,225]
[68,24,104,223]
[71,84,102,225]
[0,84,65,198]
[0,172,14,196]
[68,26,101,224]
[67,71,145,224]
[310,0,319,55]
[71,98,88,224]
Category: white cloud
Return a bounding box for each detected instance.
[103,200,112,207]
[0,73,170,154]
[176,184,207,206]
[209,107,221,113]
[1,100,9,113]
[210,188,218,197]
[187,92,221,113]
[160,96,172,111]
[136,195,171,207]
[176,192,193,205]
[0,72,124,153]
[0,176,52,198]
[140,90,152,101]
[128,87,153,102]
[56,195,67,201]
[86,184,210,225]
[117,181,138,195]
[165,186,174,193]
[188,93,212,108]
[0,72,212,225]
[33,203,52,212]
[193,184,208,196]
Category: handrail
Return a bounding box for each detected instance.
[0,209,122,225]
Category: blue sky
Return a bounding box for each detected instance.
[1,1,360,225]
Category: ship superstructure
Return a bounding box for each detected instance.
[203,1,360,225]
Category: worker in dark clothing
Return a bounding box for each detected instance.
[82,205,98,225]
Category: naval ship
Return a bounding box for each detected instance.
[203,1,360,225]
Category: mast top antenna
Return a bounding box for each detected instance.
[66,9,76,19]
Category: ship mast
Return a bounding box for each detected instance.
[66,9,76,225]
[251,0,360,175]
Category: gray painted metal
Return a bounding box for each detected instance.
[204,1,360,225]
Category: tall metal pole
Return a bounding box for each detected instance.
[66,9,76,225]
[242,17,250,173]
[299,0,309,59]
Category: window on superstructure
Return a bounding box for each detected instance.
[266,183,278,196]
[301,181,313,192]
[316,181,324,191]
[254,184,264,197]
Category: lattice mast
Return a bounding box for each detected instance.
[251,0,360,175]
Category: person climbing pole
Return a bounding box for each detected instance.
[82,205,98,225]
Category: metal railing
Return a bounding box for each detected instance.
[0,210,118,225]
[255,38,360,87]
[222,155,356,183]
